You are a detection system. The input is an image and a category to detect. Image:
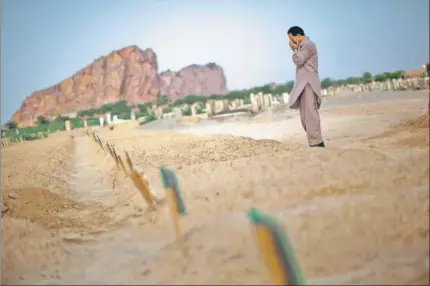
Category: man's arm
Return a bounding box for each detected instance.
[292,43,312,67]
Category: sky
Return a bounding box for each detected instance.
[1,0,429,123]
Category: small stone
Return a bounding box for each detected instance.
[8,193,18,199]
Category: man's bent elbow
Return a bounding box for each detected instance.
[293,56,304,67]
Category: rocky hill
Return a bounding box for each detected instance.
[12,45,228,127]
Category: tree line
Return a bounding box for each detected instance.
[320,71,404,89]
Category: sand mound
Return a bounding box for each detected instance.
[398,109,429,130]
[1,187,83,229]
[365,109,429,147]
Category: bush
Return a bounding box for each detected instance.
[5,121,17,130]
[163,107,172,114]
[139,114,157,125]
[135,112,149,119]
[87,118,100,126]
[36,116,50,125]
[181,106,192,116]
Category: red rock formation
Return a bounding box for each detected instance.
[159,63,228,101]
[11,45,228,127]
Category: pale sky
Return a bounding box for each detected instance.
[1,0,429,122]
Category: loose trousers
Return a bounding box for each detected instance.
[298,84,323,146]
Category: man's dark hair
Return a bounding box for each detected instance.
[287,26,305,36]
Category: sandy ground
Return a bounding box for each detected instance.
[1,91,429,285]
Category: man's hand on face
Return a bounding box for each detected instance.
[289,40,298,51]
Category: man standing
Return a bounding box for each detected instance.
[287,26,325,147]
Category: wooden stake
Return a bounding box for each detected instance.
[125,151,134,171]
[247,208,305,286]
[117,155,128,176]
[111,147,120,166]
[254,225,286,285]
[106,143,115,160]
[166,187,183,241]
[130,170,155,209]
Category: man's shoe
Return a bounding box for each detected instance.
[310,141,325,148]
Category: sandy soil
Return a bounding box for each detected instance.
[1,92,429,285]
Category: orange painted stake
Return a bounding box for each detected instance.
[130,170,155,209]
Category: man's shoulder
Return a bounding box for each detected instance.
[303,38,316,48]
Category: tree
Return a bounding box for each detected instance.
[332,79,346,86]
[386,70,402,80]
[374,73,388,82]
[362,72,373,84]
[182,106,192,116]
[36,116,50,125]
[137,103,151,113]
[321,78,333,89]
[155,95,169,106]
[285,80,295,93]
[55,116,70,122]
[5,121,17,130]
[163,106,172,114]
[344,76,361,85]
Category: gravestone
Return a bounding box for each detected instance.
[105,112,112,125]
[173,107,182,118]
[205,101,215,117]
[191,105,197,116]
[99,116,105,127]
[113,115,119,124]
[282,93,290,105]
[65,120,71,131]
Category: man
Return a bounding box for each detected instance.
[287,26,325,147]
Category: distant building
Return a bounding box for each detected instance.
[402,66,427,79]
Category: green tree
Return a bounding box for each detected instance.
[163,106,172,114]
[36,116,50,125]
[333,79,346,86]
[208,94,224,100]
[321,78,333,89]
[249,84,272,94]
[344,76,361,85]
[155,95,169,106]
[54,115,70,122]
[362,72,373,84]
[182,106,192,116]
[196,104,206,114]
[5,121,18,129]
[374,73,388,82]
[386,70,403,80]
[140,114,157,125]
[285,80,295,93]
[137,103,152,113]
[78,108,98,117]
